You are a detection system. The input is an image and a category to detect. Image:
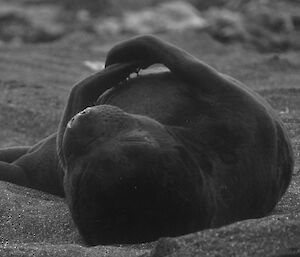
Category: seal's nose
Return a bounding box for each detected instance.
[79,108,91,116]
[67,107,93,129]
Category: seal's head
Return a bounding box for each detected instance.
[62,105,209,245]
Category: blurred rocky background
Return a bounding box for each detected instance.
[0,0,299,52]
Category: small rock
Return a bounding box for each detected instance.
[205,8,245,42]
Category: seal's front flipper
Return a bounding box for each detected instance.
[0,161,29,187]
[0,147,30,163]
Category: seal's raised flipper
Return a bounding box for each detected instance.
[105,35,230,94]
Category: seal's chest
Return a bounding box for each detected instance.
[97,72,193,126]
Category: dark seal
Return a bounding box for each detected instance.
[0,35,294,245]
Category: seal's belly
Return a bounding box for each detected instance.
[97,72,194,125]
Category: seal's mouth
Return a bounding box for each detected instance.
[118,133,159,148]
[64,128,158,160]
[117,129,159,147]
[85,133,159,151]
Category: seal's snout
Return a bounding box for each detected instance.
[67,107,94,130]
[67,105,129,133]
[79,108,91,115]
[63,105,136,157]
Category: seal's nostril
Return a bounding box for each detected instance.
[67,116,77,129]
[79,107,92,116]
[67,108,94,129]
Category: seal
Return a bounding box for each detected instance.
[0,35,294,245]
